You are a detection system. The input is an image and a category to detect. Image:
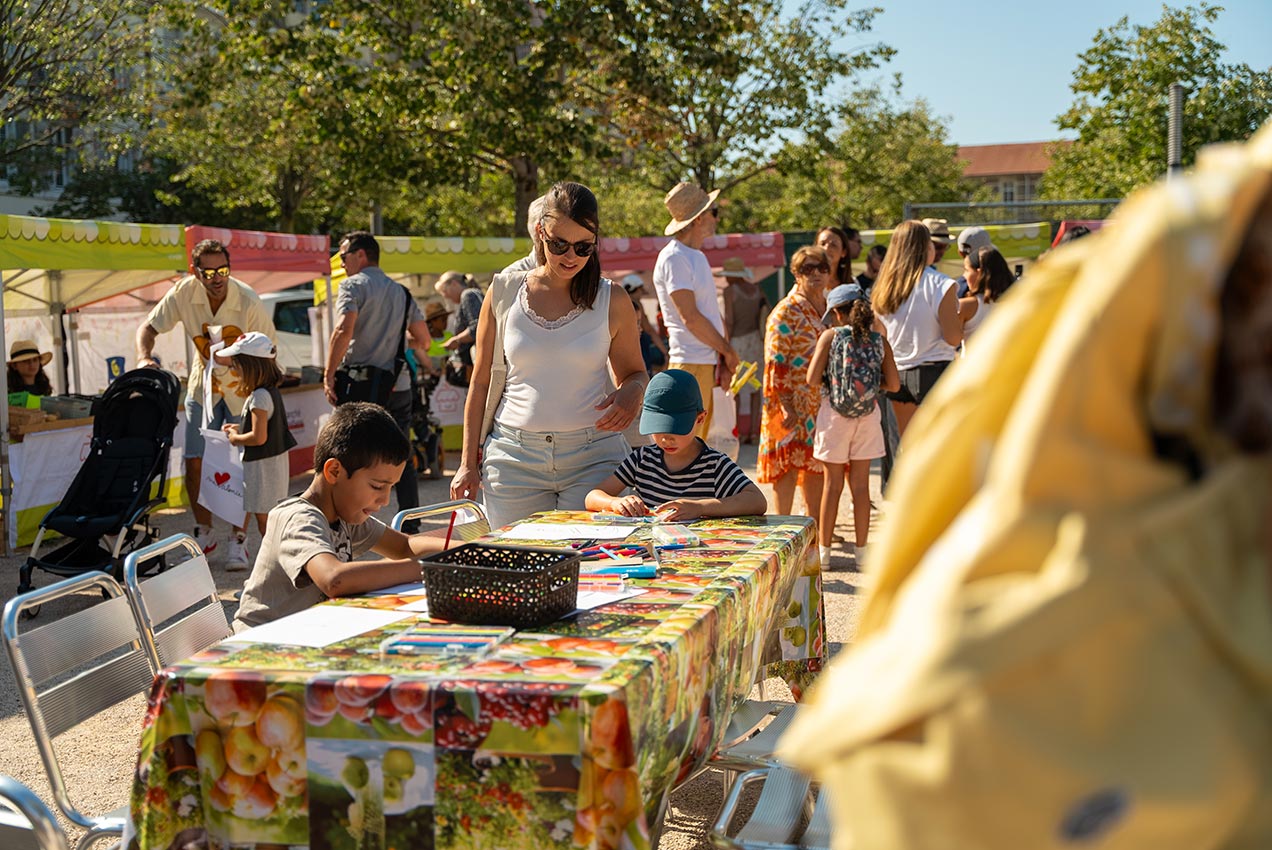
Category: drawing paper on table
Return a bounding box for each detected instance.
[395,597,431,614]
[227,606,416,648]
[364,581,427,597]
[498,523,634,541]
[575,587,646,611]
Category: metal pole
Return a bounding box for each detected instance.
[0,270,11,555]
[902,201,912,221]
[1168,82,1187,180]
[66,310,83,394]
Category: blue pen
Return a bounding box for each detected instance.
[655,543,692,551]
[583,565,657,579]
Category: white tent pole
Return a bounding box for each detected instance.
[0,269,11,556]
[66,309,82,394]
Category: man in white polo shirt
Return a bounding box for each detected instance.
[652,182,739,440]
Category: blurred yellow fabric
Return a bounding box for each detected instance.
[779,123,1272,849]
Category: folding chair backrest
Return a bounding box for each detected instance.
[393,499,490,543]
[711,766,815,850]
[2,573,154,831]
[800,784,834,850]
[124,534,230,670]
[0,775,71,850]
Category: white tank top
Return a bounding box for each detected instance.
[879,268,958,369]
[496,280,613,432]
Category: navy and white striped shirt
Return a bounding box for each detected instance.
[614,440,754,508]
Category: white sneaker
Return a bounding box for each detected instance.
[819,546,832,568]
[226,536,249,571]
[193,525,217,556]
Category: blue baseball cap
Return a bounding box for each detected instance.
[823,283,865,323]
[639,369,703,436]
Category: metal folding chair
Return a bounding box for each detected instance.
[391,499,489,542]
[2,573,156,850]
[710,766,832,850]
[123,533,231,670]
[0,775,72,850]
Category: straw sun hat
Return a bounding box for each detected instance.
[713,257,754,281]
[8,340,52,367]
[664,182,722,236]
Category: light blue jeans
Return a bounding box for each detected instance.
[482,421,630,530]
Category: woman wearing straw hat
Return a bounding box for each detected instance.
[7,340,53,396]
[717,258,769,443]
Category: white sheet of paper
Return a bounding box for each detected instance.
[395,598,431,614]
[574,587,646,611]
[227,606,416,648]
[498,523,634,541]
[364,582,427,597]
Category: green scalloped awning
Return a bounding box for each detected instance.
[0,214,186,311]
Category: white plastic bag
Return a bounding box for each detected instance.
[706,386,739,461]
[197,428,245,525]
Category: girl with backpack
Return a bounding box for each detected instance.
[806,284,899,566]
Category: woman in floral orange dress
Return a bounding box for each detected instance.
[758,245,830,516]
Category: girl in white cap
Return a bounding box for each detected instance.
[216,332,297,565]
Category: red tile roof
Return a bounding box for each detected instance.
[957,142,1071,178]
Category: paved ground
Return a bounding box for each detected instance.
[0,442,878,847]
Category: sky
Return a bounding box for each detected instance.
[851,1,1272,147]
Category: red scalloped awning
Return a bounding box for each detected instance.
[185,226,330,291]
[599,231,785,273]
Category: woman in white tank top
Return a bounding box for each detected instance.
[871,220,963,437]
[450,182,648,528]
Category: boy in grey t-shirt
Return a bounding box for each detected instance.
[233,403,449,631]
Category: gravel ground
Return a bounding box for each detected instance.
[0,442,876,847]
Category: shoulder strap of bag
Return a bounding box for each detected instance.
[392,283,411,372]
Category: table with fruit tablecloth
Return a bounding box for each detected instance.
[127,511,824,850]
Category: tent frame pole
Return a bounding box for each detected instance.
[0,269,12,556]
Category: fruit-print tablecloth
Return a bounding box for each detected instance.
[127,511,823,850]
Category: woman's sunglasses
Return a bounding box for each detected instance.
[196,265,230,281]
[543,236,597,258]
[798,262,830,275]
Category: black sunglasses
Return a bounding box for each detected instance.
[196,265,230,281]
[543,235,597,258]
[798,262,830,275]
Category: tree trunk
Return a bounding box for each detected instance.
[510,156,539,239]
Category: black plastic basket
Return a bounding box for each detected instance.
[418,542,580,629]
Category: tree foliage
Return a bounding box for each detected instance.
[1041,3,1272,200]
[598,0,893,192]
[726,82,975,231]
[0,0,153,187]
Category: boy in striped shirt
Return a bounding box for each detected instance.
[586,369,767,520]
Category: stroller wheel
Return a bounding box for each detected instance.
[21,605,41,620]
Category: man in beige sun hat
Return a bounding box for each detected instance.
[652,182,739,440]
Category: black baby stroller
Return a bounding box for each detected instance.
[409,367,445,481]
[17,367,183,599]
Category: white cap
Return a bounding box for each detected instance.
[217,331,277,360]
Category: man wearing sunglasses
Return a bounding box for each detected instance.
[652,182,739,441]
[136,238,277,567]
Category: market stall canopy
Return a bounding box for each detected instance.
[862,221,1055,261]
[187,226,330,292]
[0,214,185,312]
[317,235,532,303]
[600,231,786,274]
[1051,220,1106,248]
